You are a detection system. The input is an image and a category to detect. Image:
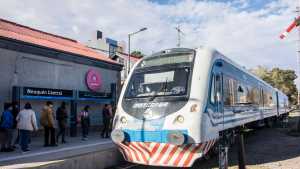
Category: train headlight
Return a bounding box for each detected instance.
[120,116,127,124]
[167,131,185,145]
[175,115,185,123]
[111,129,125,143]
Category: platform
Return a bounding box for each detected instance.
[0,132,123,169]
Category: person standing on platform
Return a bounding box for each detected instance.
[78,105,90,141]
[101,104,113,138]
[0,103,14,152]
[16,102,38,152]
[11,102,19,148]
[41,101,57,147]
[56,102,68,144]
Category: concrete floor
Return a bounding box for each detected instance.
[0,131,118,169]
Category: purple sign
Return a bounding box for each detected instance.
[86,69,102,92]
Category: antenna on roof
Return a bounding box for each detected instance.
[175,25,185,47]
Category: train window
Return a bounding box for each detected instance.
[248,87,260,105]
[210,75,216,104]
[262,89,274,108]
[210,74,221,104]
[237,84,247,104]
[223,75,237,106]
[260,89,265,106]
[238,86,244,92]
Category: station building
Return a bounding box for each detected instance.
[87,30,141,83]
[0,18,123,136]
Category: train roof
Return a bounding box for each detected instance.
[199,47,283,93]
[144,46,285,95]
[144,47,287,96]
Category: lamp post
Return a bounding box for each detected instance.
[128,27,147,75]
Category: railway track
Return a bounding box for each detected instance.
[108,163,139,169]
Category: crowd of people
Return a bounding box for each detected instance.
[0,101,114,153]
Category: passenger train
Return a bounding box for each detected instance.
[111,47,289,167]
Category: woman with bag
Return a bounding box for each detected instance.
[16,102,38,152]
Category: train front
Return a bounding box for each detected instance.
[111,48,213,167]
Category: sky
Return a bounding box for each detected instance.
[0,0,299,72]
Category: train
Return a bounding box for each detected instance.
[111,47,290,167]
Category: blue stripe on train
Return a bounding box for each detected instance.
[123,129,188,143]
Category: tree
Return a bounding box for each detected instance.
[251,66,298,105]
[131,51,144,58]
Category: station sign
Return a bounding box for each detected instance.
[78,91,111,99]
[23,87,74,98]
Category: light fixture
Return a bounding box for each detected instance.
[111,129,125,143]
[120,116,127,124]
[176,115,185,123]
[167,131,185,145]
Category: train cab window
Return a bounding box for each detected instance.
[210,74,221,104]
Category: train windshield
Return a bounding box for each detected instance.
[125,52,194,99]
[122,50,195,120]
[125,67,190,98]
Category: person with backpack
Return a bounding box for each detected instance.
[56,102,68,144]
[78,106,90,141]
[0,103,14,152]
[16,102,38,152]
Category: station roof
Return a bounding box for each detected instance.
[0,18,120,65]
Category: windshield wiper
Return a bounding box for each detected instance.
[148,79,168,101]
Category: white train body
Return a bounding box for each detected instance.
[111,47,289,167]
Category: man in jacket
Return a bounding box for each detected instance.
[40,101,57,147]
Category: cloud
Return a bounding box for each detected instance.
[0,0,298,71]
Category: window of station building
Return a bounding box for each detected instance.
[118,57,125,65]
[109,44,117,57]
